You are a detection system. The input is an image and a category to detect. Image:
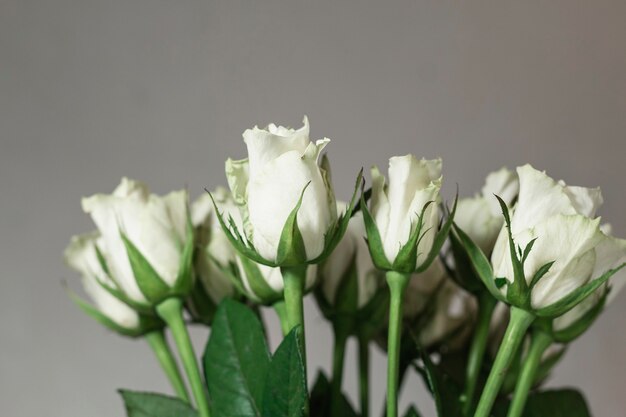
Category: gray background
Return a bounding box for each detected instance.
[2,1,626,416]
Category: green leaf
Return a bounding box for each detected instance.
[276,183,310,266]
[452,223,505,302]
[415,193,457,274]
[119,390,198,417]
[403,406,423,417]
[120,232,170,302]
[262,327,307,417]
[493,389,592,417]
[360,187,392,270]
[204,299,271,417]
[535,263,625,317]
[415,348,462,417]
[309,372,358,417]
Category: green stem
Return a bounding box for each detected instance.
[358,332,370,417]
[157,298,211,417]
[474,306,535,417]
[145,330,190,402]
[281,265,309,416]
[330,321,350,416]
[273,300,290,336]
[461,293,497,416]
[281,266,308,365]
[385,271,411,417]
[507,329,553,417]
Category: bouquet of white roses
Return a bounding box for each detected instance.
[64,117,626,417]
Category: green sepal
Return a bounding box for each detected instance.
[238,255,283,304]
[206,190,275,267]
[119,390,198,417]
[447,229,484,293]
[310,169,364,265]
[120,232,171,303]
[66,286,162,337]
[360,183,392,271]
[551,289,609,343]
[261,327,307,417]
[93,245,153,313]
[452,223,506,302]
[415,193,458,274]
[276,183,310,266]
[535,263,625,317]
[333,253,360,315]
[172,214,195,295]
[393,201,434,273]
[495,195,529,307]
[529,261,556,289]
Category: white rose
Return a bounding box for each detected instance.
[455,168,519,254]
[82,178,190,304]
[369,155,442,268]
[226,117,336,262]
[64,232,140,330]
[191,188,238,305]
[418,279,475,349]
[491,165,626,309]
[320,210,381,309]
[403,259,448,319]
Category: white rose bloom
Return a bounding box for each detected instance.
[455,168,519,254]
[370,155,442,268]
[491,165,626,309]
[321,210,381,309]
[226,117,336,262]
[82,178,190,303]
[191,188,237,304]
[419,279,475,349]
[64,232,140,330]
[403,259,448,319]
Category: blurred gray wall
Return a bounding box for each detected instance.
[2,1,626,416]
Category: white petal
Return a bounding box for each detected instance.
[562,184,603,218]
[510,165,579,234]
[243,117,310,177]
[455,197,504,254]
[403,259,447,318]
[82,275,140,329]
[481,167,519,217]
[526,215,603,308]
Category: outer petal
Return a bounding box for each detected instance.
[526,215,603,308]
[456,197,503,254]
[243,117,310,177]
[64,233,140,329]
[82,194,146,303]
[481,167,519,217]
[246,140,332,260]
[510,165,579,234]
[562,184,603,218]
